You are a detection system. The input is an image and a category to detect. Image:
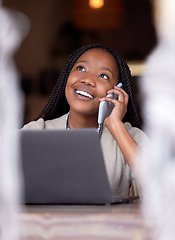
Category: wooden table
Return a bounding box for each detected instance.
[19,200,151,240]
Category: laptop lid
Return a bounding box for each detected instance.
[20,129,114,205]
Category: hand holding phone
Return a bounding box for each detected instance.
[98,83,122,125]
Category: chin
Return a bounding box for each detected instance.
[71,107,98,116]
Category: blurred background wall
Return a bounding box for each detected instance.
[3,0,157,126]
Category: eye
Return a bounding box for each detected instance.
[100,73,109,80]
[77,66,85,72]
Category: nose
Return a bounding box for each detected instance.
[80,73,96,87]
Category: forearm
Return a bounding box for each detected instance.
[106,120,139,169]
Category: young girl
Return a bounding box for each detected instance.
[22,44,148,197]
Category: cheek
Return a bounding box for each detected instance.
[65,73,77,91]
[65,74,72,92]
[97,83,114,98]
[65,77,71,101]
[65,77,76,107]
[65,84,70,104]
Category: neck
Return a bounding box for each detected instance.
[68,111,98,129]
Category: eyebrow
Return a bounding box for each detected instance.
[75,60,87,64]
[102,67,114,78]
[75,61,114,78]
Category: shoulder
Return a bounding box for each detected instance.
[22,114,68,130]
[22,118,45,130]
[45,114,67,129]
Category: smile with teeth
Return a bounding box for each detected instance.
[76,89,94,99]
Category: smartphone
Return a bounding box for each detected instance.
[98,83,122,125]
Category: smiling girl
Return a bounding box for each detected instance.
[22,44,148,197]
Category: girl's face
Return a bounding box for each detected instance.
[65,48,119,116]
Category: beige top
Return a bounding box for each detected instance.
[22,114,149,197]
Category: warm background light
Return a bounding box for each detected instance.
[73,0,123,30]
[89,0,104,9]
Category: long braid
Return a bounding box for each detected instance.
[37,44,101,120]
[106,47,141,128]
[36,44,140,128]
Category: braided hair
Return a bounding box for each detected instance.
[37,44,140,128]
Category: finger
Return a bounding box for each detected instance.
[113,86,129,104]
[114,85,127,95]
[99,97,118,105]
[107,88,125,103]
[107,85,122,94]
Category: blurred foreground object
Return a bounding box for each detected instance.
[0,2,30,240]
[138,0,175,239]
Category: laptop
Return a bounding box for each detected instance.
[20,129,139,205]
